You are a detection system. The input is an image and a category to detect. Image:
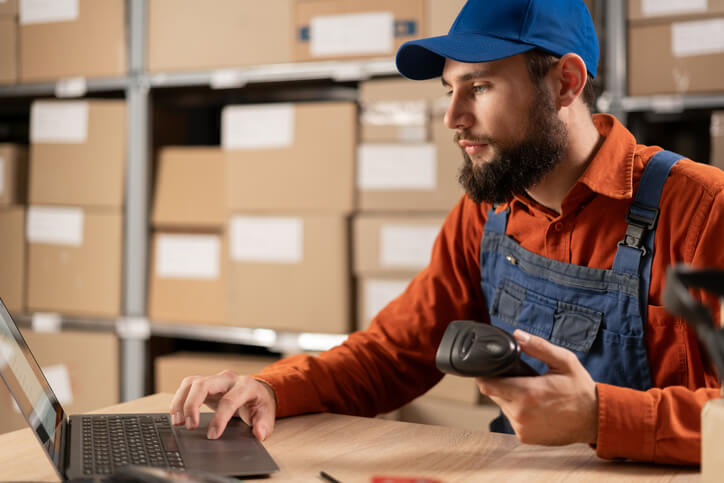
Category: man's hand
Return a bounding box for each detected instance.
[169,371,277,441]
[476,330,598,446]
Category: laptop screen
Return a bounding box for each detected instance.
[0,299,66,470]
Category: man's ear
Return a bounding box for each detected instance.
[553,53,587,108]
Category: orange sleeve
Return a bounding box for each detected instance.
[255,196,487,418]
[596,169,724,465]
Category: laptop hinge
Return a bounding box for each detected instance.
[59,416,70,478]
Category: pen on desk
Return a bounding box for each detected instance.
[320,470,342,483]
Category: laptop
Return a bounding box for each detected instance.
[0,298,279,480]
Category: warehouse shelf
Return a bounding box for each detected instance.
[11,313,119,334]
[147,58,399,89]
[621,95,724,113]
[0,76,129,98]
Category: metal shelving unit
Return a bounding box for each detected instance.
[5,0,721,402]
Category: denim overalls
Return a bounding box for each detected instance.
[479,150,681,433]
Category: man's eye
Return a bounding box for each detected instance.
[473,85,489,93]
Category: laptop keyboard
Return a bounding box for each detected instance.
[80,415,185,476]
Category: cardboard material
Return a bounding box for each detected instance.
[0,17,17,84]
[19,0,126,82]
[712,111,724,171]
[628,18,724,96]
[148,232,228,325]
[357,121,464,212]
[152,147,225,229]
[224,102,356,214]
[293,0,425,62]
[353,214,444,275]
[0,328,119,435]
[0,207,25,313]
[628,0,724,22]
[356,275,412,330]
[154,352,279,394]
[702,398,724,483]
[29,100,126,209]
[426,0,465,36]
[0,144,27,206]
[26,208,123,318]
[359,77,444,143]
[399,396,499,431]
[147,0,292,73]
[0,0,17,16]
[227,214,351,333]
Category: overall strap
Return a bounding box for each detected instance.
[612,149,682,316]
[483,206,509,234]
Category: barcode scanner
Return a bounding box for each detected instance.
[436,321,539,377]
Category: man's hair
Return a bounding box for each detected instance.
[524,50,597,112]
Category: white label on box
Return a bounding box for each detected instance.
[672,19,724,57]
[42,364,73,406]
[156,234,221,280]
[357,144,437,191]
[230,216,303,264]
[642,0,707,17]
[0,157,4,196]
[310,12,394,57]
[380,224,439,269]
[222,104,295,150]
[54,77,87,98]
[30,101,88,144]
[27,206,84,246]
[20,0,78,25]
[398,126,427,142]
[361,101,428,127]
[365,279,410,320]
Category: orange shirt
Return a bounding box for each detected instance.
[256,114,724,465]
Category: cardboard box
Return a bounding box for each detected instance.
[224,102,356,214]
[628,0,724,22]
[0,207,25,313]
[0,328,119,434]
[356,275,412,330]
[152,147,225,230]
[399,395,499,432]
[0,143,27,206]
[227,214,351,333]
[713,111,724,171]
[29,100,126,209]
[0,17,17,84]
[353,214,444,275]
[148,232,228,325]
[155,352,279,394]
[426,0,465,36]
[628,17,724,96]
[0,0,17,17]
[26,207,123,318]
[19,0,126,82]
[293,0,425,62]
[359,77,444,143]
[357,121,464,212]
[148,0,293,73]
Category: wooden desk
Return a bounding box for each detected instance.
[0,393,699,482]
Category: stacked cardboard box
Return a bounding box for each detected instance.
[0,328,119,434]
[0,143,27,312]
[26,100,126,318]
[223,101,356,334]
[147,0,293,73]
[155,352,279,394]
[149,147,227,325]
[19,0,126,82]
[628,0,724,95]
[0,0,18,84]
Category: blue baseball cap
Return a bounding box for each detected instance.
[396,0,599,80]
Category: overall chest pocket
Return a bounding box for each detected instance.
[491,279,603,354]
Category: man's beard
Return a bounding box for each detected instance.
[456,85,568,205]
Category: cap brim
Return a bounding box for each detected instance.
[396,34,536,80]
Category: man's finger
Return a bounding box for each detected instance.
[183,373,236,430]
[514,330,575,372]
[250,402,275,441]
[475,376,524,401]
[169,376,197,426]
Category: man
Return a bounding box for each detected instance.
[170,0,724,464]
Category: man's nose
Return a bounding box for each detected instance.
[443,95,473,131]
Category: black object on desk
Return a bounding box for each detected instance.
[436,321,538,377]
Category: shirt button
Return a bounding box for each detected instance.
[554,222,564,232]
